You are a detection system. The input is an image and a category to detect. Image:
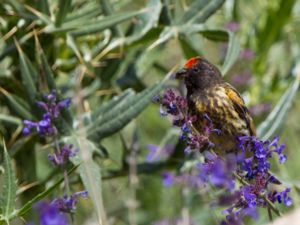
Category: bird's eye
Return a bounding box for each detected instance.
[193,68,200,73]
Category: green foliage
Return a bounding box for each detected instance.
[0,0,300,224]
[0,141,17,223]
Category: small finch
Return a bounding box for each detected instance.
[175,56,256,153]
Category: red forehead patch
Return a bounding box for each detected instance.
[184,57,200,68]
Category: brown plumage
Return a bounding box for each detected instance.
[175,56,256,153]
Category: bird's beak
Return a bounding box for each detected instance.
[175,68,188,79]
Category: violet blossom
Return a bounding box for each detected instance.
[22,90,71,137]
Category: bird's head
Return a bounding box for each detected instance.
[175,57,222,91]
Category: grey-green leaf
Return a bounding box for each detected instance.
[15,40,37,104]
[36,38,57,91]
[55,0,72,27]
[87,80,166,141]
[189,0,226,24]
[0,114,22,125]
[68,10,144,37]
[257,76,300,140]
[221,31,240,75]
[92,89,135,120]
[0,89,32,119]
[0,140,17,221]
[67,136,107,225]
[179,0,209,23]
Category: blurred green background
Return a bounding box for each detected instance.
[1,0,300,224]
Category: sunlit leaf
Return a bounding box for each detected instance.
[67,136,108,225]
[189,0,226,23]
[221,31,240,75]
[257,75,300,140]
[0,140,17,222]
[55,0,72,26]
[0,114,22,125]
[67,10,144,36]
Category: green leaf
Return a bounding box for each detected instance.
[200,30,229,42]
[179,0,210,23]
[87,79,167,141]
[0,32,33,61]
[189,0,226,23]
[255,0,296,69]
[0,89,32,119]
[0,114,21,125]
[68,10,144,37]
[35,36,57,91]
[0,140,17,221]
[55,0,72,26]
[257,76,300,140]
[100,0,123,37]
[15,39,37,104]
[39,0,50,15]
[126,0,163,43]
[67,136,107,225]
[178,35,201,59]
[220,31,240,75]
[11,165,79,219]
[147,26,176,50]
[92,89,135,120]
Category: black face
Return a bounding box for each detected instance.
[175,57,222,92]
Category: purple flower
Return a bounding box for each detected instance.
[249,103,272,116]
[224,22,240,32]
[239,49,254,60]
[48,144,76,166]
[198,153,236,190]
[230,70,252,86]
[159,89,187,118]
[146,144,174,162]
[241,186,257,207]
[161,172,174,187]
[269,188,292,206]
[52,191,88,213]
[34,201,69,225]
[37,91,71,119]
[185,133,212,153]
[161,172,203,188]
[22,90,71,137]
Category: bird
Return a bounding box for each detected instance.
[175,56,256,153]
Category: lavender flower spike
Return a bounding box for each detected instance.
[52,191,88,213]
[48,144,76,166]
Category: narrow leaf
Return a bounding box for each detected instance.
[180,0,210,23]
[55,0,72,26]
[124,0,162,44]
[189,0,226,23]
[68,136,107,225]
[0,140,17,220]
[0,114,22,125]
[35,35,57,91]
[88,80,166,141]
[12,165,79,218]
[14,39,37,104]
[69,10,144,37]
[0,88,32,119]
[92,89,135,120]
[221,31,240,75]
[258,76,300,140]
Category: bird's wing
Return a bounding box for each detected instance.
[224,83,256,136]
